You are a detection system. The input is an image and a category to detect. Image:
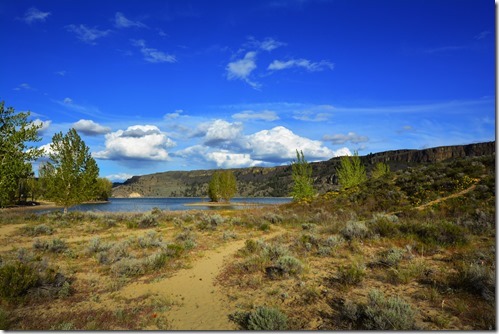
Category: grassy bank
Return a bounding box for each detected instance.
[0,155,495,330]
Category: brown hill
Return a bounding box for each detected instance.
[111,141,495,198]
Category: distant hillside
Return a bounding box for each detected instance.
[111,141,495,198]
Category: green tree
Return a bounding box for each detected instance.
[208,170,237,202]
[41,128,99,213]
[337,151,367,189]
[0,101,42,207]
[94,177,113,201]
[371,162,390,179]
[291,150,315,201]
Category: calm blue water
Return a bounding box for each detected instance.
[35,197,292,214]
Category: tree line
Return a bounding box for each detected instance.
[0,101,112,212]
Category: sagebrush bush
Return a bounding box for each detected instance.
[337,262,366,285]
[246,306,289,330]
[0,261,39,299]
[22,224,53,236]
[111,258,145,277]
[362,289,416,330]
[453,262,495,302]
[341,221,369,241]
[33,238,67,253]
[138,214,158,228]
[276,255,304,276]
[376,248,404,268]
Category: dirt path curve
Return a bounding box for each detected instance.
[121,227,285,330]
[415,184,477,211]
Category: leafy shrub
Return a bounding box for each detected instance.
[399,221,468,246]
[263,243,290,261]
[0,261,39,299]
[146,252,169,270]
[376,248,404,268]
[0,306,9,329]
[264,213,283,224]
[33,238,67,253]
[453,262,495,302]
[165,244,184,258]
[362,289,416,330]
[276,255,304,276]
[337,262,366,285]
[138,231,164,248]
[111,258,145,277]
[341,221,369,241]
[222,231,238,240]
[138,214,158,228]
[231,306,288,330]
[22,224,53,236]
[86,237,111,254]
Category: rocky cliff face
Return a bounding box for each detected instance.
[112,141,495,198]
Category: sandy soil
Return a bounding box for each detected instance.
[121,228,284,330]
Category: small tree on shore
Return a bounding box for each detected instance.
[41,128,99,213]
[208,170,237,202]
[291,150,315,201]
[337,151,367,189]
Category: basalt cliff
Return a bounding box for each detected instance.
[111,141,495,198]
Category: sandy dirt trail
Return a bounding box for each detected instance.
[121,228,284,330]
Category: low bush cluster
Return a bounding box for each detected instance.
[230,306,288,330]
[339,289,416,330]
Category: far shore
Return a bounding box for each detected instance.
[0,200,110,213]
[184,201,280,207]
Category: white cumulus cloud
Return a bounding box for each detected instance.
[206,150,262,168]
[93,125,176,161]
[246,126,335,163]
[195,120,244,147]
[73,119,111,136]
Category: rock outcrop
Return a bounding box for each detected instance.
[112,141,495,198]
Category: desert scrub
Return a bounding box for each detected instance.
[137,231,165,249]
[21,224,53,236]
[0,306,9,329]
[197,213,225,230]
[0,261,39,299]
[86,237,111,254]
[341,221,369,241]
[336,261,366,286]
[362,289,416,330]
[230,306,288,330]
[33,238,67,253]
[275,255,304,276]
[341,289,416,330]
[137,213,158,228]
[452,262,495,302]
[398,220,468,246]
[375,248,405,268]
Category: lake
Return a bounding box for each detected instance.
[35,197,293,214]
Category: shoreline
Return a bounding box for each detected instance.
[184,201,276,207]
[0,200,110,213]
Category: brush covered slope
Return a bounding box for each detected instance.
[0,152,495,330]
[111,141,495,198]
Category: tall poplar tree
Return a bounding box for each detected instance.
[291,150,315,201]
[41,128,99,213]
[0,101,42,207]
[208,170,237,202]
[336,151,367,189]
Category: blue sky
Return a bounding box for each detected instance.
[1,0,495,182]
